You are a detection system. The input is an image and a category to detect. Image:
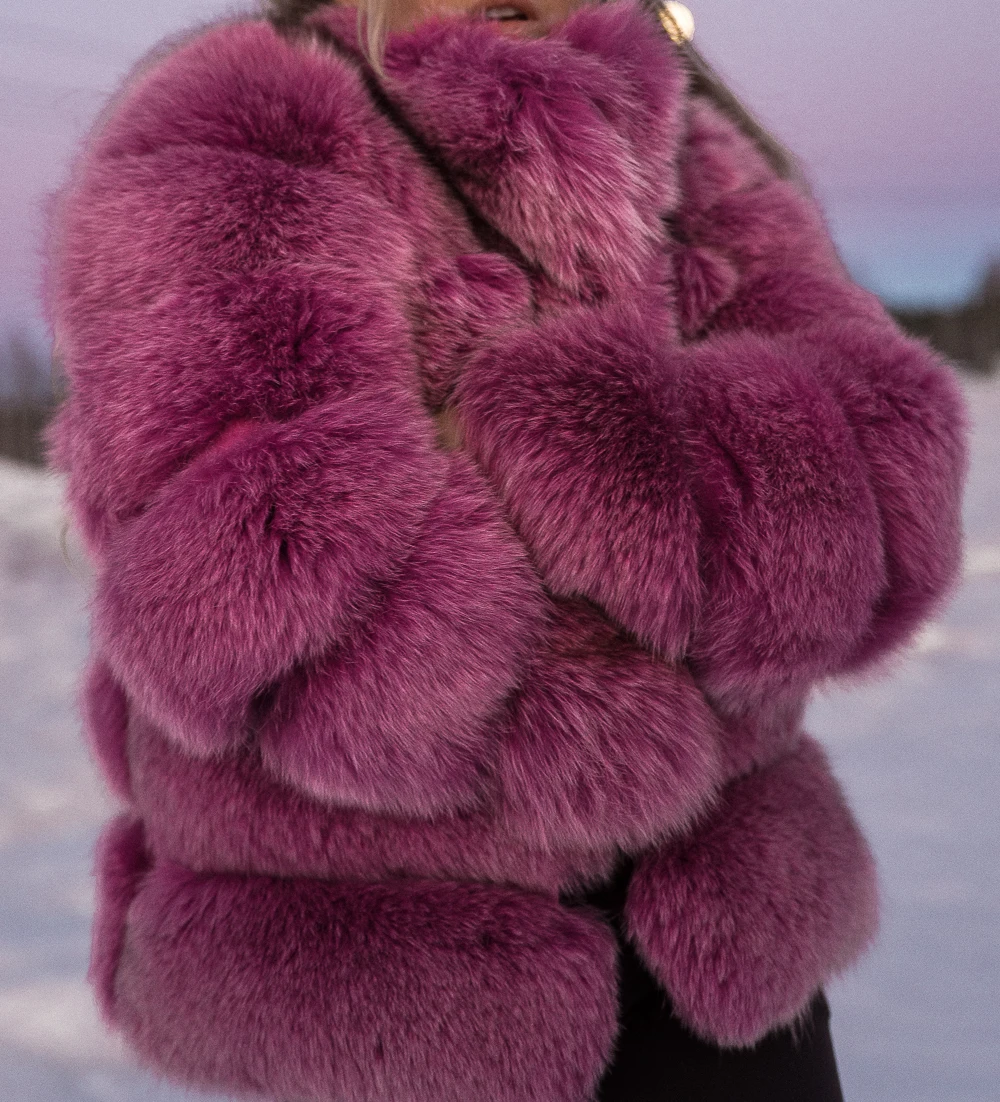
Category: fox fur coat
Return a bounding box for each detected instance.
[42,1,968,1099]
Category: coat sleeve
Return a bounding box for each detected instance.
[671,99,969,696]
[451,99,967,714]
[43,19,543,815]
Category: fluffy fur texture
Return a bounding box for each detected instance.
[80,657,133,804]
[42,0,967,1095]
[97,818,619,1102]
[494,597,722,851]
[373,2,687,303]
[89,815,149,1022]
[624,737,880,1047]
[455,296,703,658]
[256,454,546,818]
[126,709,621,893]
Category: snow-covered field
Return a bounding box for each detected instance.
[1,379,997,1101]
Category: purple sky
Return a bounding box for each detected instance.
[696,0,999,204]
[2,0,998,341]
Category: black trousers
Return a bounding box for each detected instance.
[571,860,846,1102]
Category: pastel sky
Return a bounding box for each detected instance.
[2,0,998,344]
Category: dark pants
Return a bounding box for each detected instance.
[571,861,846,1102]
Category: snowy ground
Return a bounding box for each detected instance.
[1,378,997,1101]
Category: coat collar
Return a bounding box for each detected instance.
[307,0,689,299]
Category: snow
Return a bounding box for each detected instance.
[812,376,1000,1102]
[1,378,998,1100]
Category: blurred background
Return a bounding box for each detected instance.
[1,1,997,1100]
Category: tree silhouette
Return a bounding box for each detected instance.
[893,259,1000,376]
[0,330,59,465]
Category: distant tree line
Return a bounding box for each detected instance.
[890,261,1000,376]
[1,262,999,467]
[0,332,61,467]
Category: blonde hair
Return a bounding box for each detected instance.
[265,0,391,73]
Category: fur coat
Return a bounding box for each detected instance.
[42,1,968,1099]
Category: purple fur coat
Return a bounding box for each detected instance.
[42,1,968,1099]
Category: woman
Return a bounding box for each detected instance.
[41,0,967,1099]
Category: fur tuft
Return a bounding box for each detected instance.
[104,857,619,1102]
[624,736,880,1047]
[313,0,687,301]
[455,296,702,659]
[258,455,546,819]
[681,329,887,711]
[496,597,722,851]
[128,710,621,895]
